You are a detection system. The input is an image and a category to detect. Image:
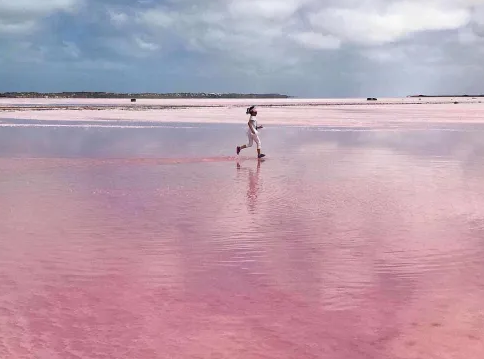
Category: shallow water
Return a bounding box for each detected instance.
[1,122,484,358]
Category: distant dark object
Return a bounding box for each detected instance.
[131,98,136,102]
[367,97,377,101]
[454,101,459,104]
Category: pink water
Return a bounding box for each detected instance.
[1,103,484,358]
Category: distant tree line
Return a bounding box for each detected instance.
[0,92,292,99]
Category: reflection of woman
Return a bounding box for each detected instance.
[236,106,266,159]
[237,159,262,213]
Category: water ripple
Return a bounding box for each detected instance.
[2,125,484,358]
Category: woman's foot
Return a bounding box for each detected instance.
[258,153,265,158]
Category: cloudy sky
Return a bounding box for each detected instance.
[1,0,484,97]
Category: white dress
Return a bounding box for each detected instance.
[246,116,261,149]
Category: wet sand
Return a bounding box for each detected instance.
[1,100,484,358]
[2,97,484,128]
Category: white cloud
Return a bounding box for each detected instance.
[97,36,161,59]
[291,31,341,50]
[133,3,297,69]
[227,0,304,20]
[309,2,471,45]
[458,26,479,44]
[470,3,484,36]
[134,37,159,51]
[136,8,177,28]
[130,0,482,58]
[102,0,484,85]
[108,10,129,27]
[0,0,80,15]
[0,20,36,34]
[363,48,406,63]
[362,44,444,65]
[0,0,82,34]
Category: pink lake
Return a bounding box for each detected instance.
[1,100,484,358]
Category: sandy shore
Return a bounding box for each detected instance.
[1,97,484,128]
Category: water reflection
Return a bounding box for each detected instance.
[2,123,484,164]
[1,123,484,358]
[237,158,264,214]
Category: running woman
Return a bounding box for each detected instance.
[236,105,265,158]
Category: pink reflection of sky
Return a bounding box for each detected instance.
[2,109,484,358]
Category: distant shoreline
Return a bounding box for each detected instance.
[0,92,292,99]
[408,95,484,98]
[3,92,484,99]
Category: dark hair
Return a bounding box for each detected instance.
[246,105,255,115]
